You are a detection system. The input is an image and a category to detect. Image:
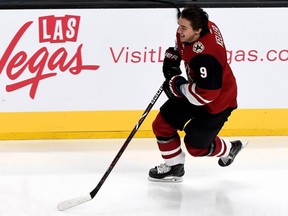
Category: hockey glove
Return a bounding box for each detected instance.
[162,47,182,79]
[163,75,188,99]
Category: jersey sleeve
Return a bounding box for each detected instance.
[180,54,223,106]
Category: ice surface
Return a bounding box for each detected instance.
[0,137,288,216]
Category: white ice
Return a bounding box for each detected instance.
[0,136,288,216]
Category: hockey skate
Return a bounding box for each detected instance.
[218,140,247,167]
[148,163,185,183]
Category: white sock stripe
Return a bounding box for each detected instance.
[215,138,231,157]
[221,139,232,157]
[165,151,185,166]
[161,146,181,156]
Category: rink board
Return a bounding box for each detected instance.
[0,8,287,140]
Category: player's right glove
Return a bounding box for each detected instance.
[162,47,182,79]
[163,75,188,99]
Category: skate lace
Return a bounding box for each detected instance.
[220,157,230,164]
[220,155,233,164]
[221,143,240,164]
[156,164,171,174]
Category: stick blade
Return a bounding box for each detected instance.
[57,194,92,211]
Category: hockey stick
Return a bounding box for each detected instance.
[57,84,163,211]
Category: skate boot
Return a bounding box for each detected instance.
[218,140,247,167]
[148,163,184,183]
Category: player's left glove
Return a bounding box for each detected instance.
[162,47,182,79]
[163,75,188,99]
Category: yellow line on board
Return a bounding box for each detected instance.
[0,109,287,140]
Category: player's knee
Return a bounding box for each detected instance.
[152,114,162,136]
[184,135,210,157]
[152,113,177,137]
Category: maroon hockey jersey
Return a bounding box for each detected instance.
[176,21,237,114]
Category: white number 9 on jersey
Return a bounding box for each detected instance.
[200,67,207,78]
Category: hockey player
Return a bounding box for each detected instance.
[148,5,246,182]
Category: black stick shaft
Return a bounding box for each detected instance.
[90,84,163,198]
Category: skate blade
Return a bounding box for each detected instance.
[148,176,183,183]
[242,141,249,149]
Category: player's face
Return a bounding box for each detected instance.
[177,17,201,43]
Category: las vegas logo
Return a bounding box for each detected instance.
[1,15,100,99]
